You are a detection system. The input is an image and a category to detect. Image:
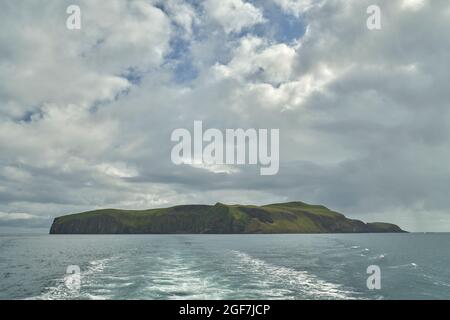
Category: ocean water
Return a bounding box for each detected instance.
[0,233,449,300]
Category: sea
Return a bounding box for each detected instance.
[1,233,449,300]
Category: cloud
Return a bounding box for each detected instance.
[1,1,450,232]
[204,0,266,34]
[0,211,51,229]
[0,0,171,119]
[401,0,428,11]
[80,1,172,72]
[0,212,42,221]
[160,0,199,36]
[273,0,317,17]
[212,36,297,84]
[96,163,139,178]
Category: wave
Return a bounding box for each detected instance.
[369,253,386,261]
[229,250,357,300]
[388,262,418,269]
[138,253,233,300]
[27,256,117,300]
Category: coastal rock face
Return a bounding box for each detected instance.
[49,201,405,234]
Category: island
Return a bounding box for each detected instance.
[49,201,405,234]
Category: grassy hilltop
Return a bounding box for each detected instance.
[49,201,405,234]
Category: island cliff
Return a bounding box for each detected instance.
[49,201,405,234]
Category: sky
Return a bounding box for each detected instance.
[0,0,450,232]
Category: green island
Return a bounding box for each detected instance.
[49,201,405,234]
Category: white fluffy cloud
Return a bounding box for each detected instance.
[273,0,317,17]
[204,0,266,33]
[80,1,172,72]
[161,0,199,36]
[0,0,172,119]
[213,36,297,84]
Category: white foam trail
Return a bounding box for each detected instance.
[230,250,357,300]
[29,257,117,300]
[141,253,233,300]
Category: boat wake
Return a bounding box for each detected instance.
[229,250,358,300]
